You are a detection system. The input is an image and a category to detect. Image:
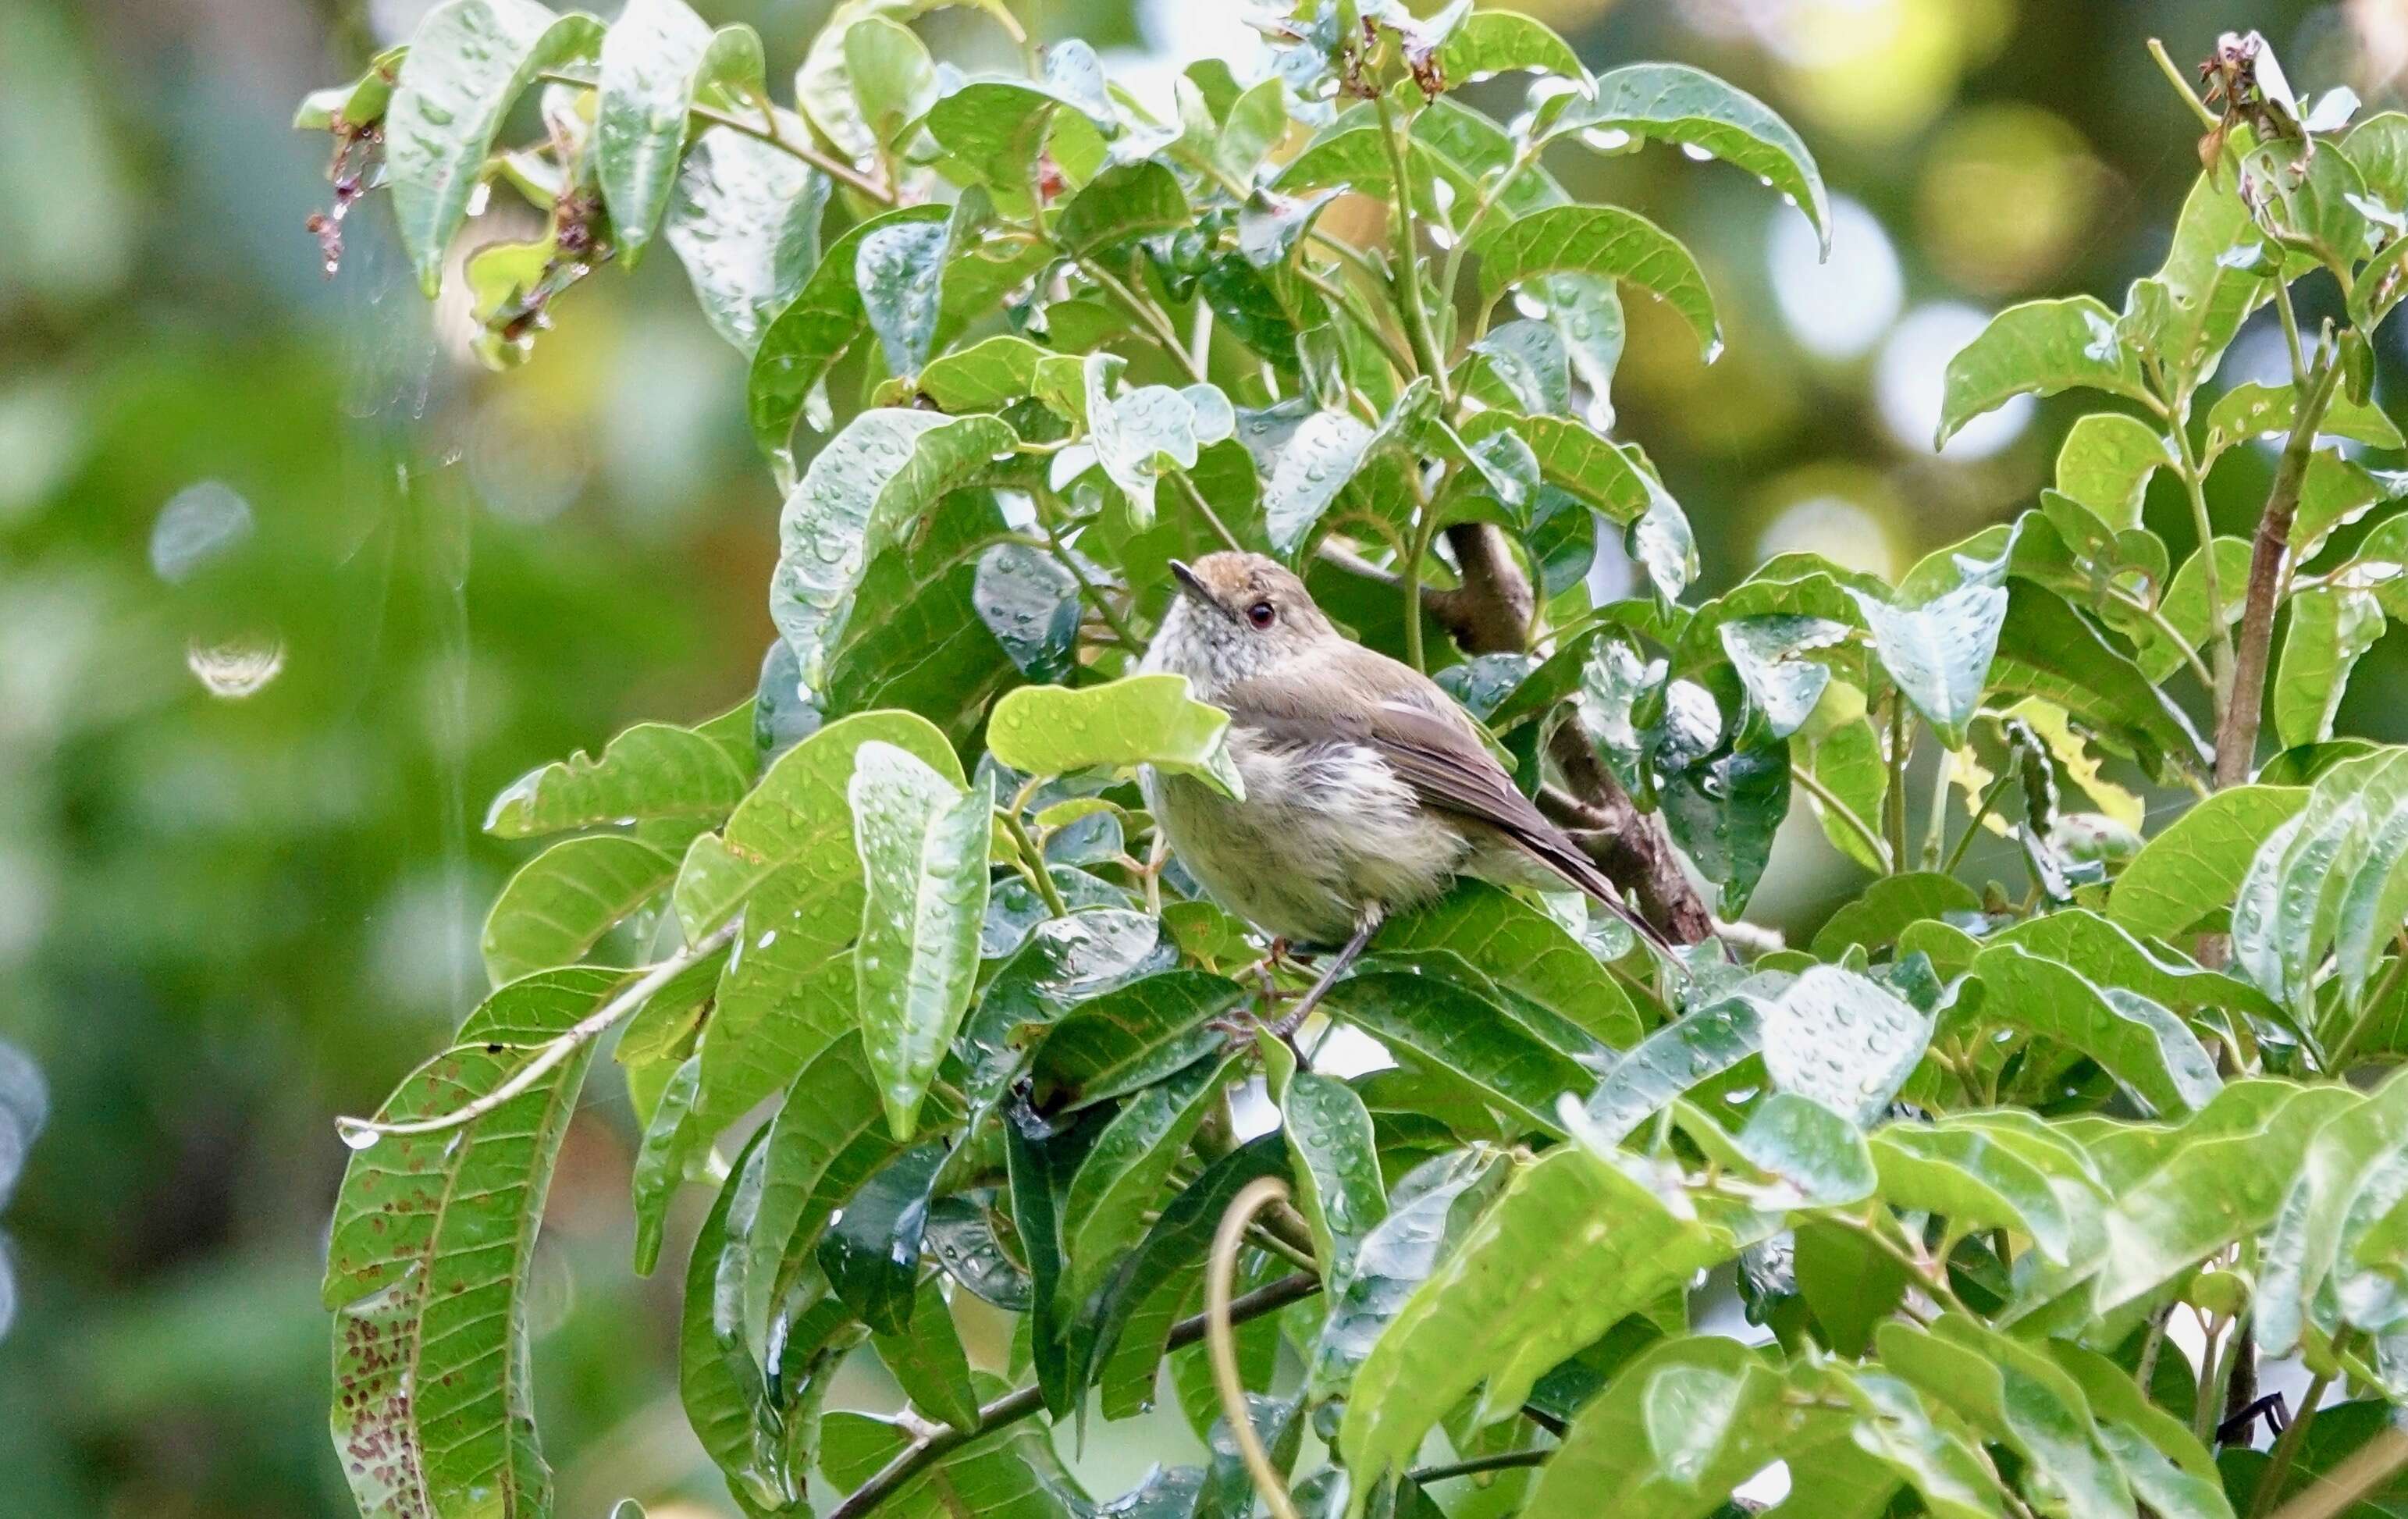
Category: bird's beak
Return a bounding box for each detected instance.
[1168,559,1225,617]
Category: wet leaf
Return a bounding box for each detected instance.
[987,674,1246,799]
[818,1140,945,1332]
[1560,62,1829,252]
[1282,1069,1388,1285]
[1936,297,2150,449]
[486,720,752,839]
[1474,205,1720,361]
[1061,1055,1238,1303]
[2275,586,2385,749]
[1322,971,1591,1138]
[1965,944,2221,1117]
[1339,1147,1727,1482]
[2109,784,2308,941]
[665,126,832,353]
[1762,965,1933,1125]
[748,205,948,455]
[481,834,678,984]
[595,0,714,266]
[850,742,992,1139]
[1030,969,1244,1109]
[383,0,603,294]
[326,969,618,1519]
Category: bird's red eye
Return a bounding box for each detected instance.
[1247,601,1276,628]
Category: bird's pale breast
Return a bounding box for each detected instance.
[1144,726,1467,946]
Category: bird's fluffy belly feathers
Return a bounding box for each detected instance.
[1144,729,1467,945]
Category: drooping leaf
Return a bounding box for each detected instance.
[1878,1316,2136,1519]
[481,834,677,984]
[987,674,1247,800]
[1474,205,1720,360]
[1322,971,1592,1138]
[2275,586,2385,749]
[1310,1148,1508,1402]
[1849,580,2006,748]
[848,742,993,1139]
[1372,882,1645,1050]
[1761,965,1933,1126]
[1989,583,2211,782]
[325,969,620,1519]
[1559,62,1830,251]
[665,126,832,353]
[748,205,949,455]
[383,0,603,294]
[1061,1055,1239,1303]
[595,0,714,265]
[818,1140,945,1332]
[1965,944,2221,1117]
[1936,297,2151,448]
[873,1276,981,1432]
[2231,747,2408,1021]
[1281,1068,1389,1286]
[1432,12,1581,90]
[1029,969,1246,1109]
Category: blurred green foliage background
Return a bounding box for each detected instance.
[0,0,2391,1511]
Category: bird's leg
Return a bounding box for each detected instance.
[1265,906,1383,1038]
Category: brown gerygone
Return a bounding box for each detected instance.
[1140,550,1674,1023]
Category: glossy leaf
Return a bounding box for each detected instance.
[1474,205,1720,360]
[1372,882,1645,1049]
[2054,412,2171,528]
[1562,62,1830,251]
[987,674,1245,799]
[2232,747,2408,1020]
[1030,969,1244,1109]
[595,0,713,265]
[1061,1055,1237,1303]
[325,969,617,1518]
[480,834,677,984]
[665,126,831,353]
[1762,965,1933,1125]
[1339,1147,1727,1482]
[1966,944,2220,1117]
[486,721,751,839]
[2109,784,2308,941]
[1282,1069,1388,1284]
[1322,971,1590,1138]
[1936,297,2150,448]
[748,205,948,455]
[1850,579,2006,747]
[850,741,993,1139]
[2275,586,2385,749]
[383,0,602,295]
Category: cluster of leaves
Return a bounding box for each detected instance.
[304,7,2408,1519]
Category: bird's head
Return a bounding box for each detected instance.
[1143,551,1336,695]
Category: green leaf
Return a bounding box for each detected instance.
[1474,206,1720,360]
[1311,1149,1507,1401]
[1812,873,1982,958]
[1323,971,1592,1138]
[819,1140,944,1332]
[845,16,937,151]
[1560,63,1829,253]
[486,721,751,839]
[857,217,949,377]
[1990,584,2210,782]
[2136,535,2253,684]
[1062,1055,1238,1303]
[1984,909,2275,1018]
[962,909,1170,1105]
[2275,586,2385,749]
[795,0,1015,165]
[1524,1335,1826,1519]
[326,968,619,1519]
[1458,412,1659,525]
[1433,12,1581,88]
[664,126,832,353]
[770,409,1012,688]
[1339,1147,1727,1482]
[1030,969,1245,1108]
[1879,1316,2136,1519]
[2233,748,2408,1025]
[919,334,1051,414]
[595,0,713,266]
[748,205,948,455]
[987,674,1246,799]
[2260,1065,2408,1359]
[382,0,602,295]
[820,1407,1088,1519]
[1966,944,2220,1116]
[1264,409,1376,557]
[1871,1121,2081,1265]
[1762,965,1933,1124]
[2109,784,2308,941]
[2140,165,2271,390]
[928,81,1076,218]
[1936,297,2151,448]
[743,1033,912,1332]
[819,491,1024,745]
[1282,1069,1388,1285]
[850,742,993,1140]
[873,1280,980,1432]
[480,834,676,984]
[2054,413,2171,530]
[294,44,406,131]
[1850,580,2007,746]
[1058,160,1190,254]
[678,1129,803,1513]
[2204,379,2405,462]
[1373,882,1645,1049]
[1581,995,1762,1143]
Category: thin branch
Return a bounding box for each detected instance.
[1372,88,1451,402]
[1410,1449,1553,1484]
[2253,1370,2333,1516]
[534,70,895,205]
[998,809,1069,918]
[2168,413,2237,706]
[333,918,742,1144]
[1210,1179,1305,1519]
[1074,255,1208,384]
[825,1272,1321,1519]
[2271,1428,2408,1519]
[2148,37,2222,133]
[2214,352,2344,788]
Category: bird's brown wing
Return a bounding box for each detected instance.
[1218,646,1676,955]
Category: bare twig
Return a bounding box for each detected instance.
[333,918,742,1144]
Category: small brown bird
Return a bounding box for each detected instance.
[1140,551,1674,1023]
